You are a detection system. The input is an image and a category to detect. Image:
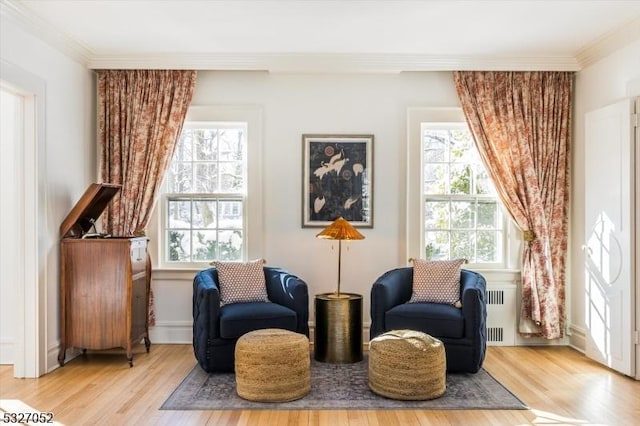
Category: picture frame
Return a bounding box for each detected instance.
[302,134,373,228]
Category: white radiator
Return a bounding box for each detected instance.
[485,286,517,346]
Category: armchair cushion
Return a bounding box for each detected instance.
[386,302,465,338]
[409,259,465,305]
[211,259,269,305]
[219,301,297,339]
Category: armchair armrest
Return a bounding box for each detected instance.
[460,269,487,370]
[264,267,310,336]
[460,269,487,331]
[193,268,222,346]
[370,267,413,338]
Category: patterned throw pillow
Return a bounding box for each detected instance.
[408,259,465,306]
[211,259,269,306]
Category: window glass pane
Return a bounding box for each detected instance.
[219,161,244,192]
[423,164,447,194]
[449,129,474,161]
[175,130,193,162]
[193,200,217,228]
[194,129,217,161]
[423,131,447,162]
[425,200,449,229]
[217,230,243,261]
[477,230,500,263]
[477,200,498,228]
[425,231,449,260]
[451,230,474,260]
[168,200,191,228]
[451,201,474,228]
[219,200,243,229]
[192,230,217,261]
[168,230,190,261]
[475,167,494,195]
[194,163,218,192]
[450,163,472,194]
[218,128,244,161]
[167,163,192,193]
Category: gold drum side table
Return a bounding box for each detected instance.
[314,292,363,363]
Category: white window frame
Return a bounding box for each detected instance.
[407,107,521,271]
[155,105,263,270]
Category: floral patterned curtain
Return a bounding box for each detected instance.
[98,69,197,325]
[453,71,572,339]
[98,69,196,235]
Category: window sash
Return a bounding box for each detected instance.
[164,193,246,263]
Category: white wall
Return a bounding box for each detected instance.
[0,15,95,373]
[570,39,640,350]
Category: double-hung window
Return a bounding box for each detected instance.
[163,122,247,264]
[407,108,514,269]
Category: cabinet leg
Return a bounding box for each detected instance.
[144,337,151,352]
[127,354,134,367]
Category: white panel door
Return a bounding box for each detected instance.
[584,99,636,377]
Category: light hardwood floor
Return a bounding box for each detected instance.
[1,344,638,425]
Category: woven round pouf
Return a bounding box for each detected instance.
[235,328,310,402]
[368,330,446,400]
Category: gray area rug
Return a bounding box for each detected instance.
[161,356,527,410]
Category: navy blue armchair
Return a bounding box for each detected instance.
[370,267,487,373]
[193,266,309,372]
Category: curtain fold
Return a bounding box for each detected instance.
[453,71,572,339]
[98,69,197,326]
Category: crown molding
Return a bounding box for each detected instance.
[87,52,581,72]
[10,0,639,73]
[575,15,640,68]
[1,0,91,66]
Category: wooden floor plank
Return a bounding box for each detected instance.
[1,345,638,425]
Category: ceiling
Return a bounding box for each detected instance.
[4,0,640,72]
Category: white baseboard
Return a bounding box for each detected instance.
[149,321,193,344]
[0,338,14,364]
[568,324,587,353]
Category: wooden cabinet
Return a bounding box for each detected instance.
[57,184,151,367]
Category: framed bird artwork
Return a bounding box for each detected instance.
[302,134,373,228]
